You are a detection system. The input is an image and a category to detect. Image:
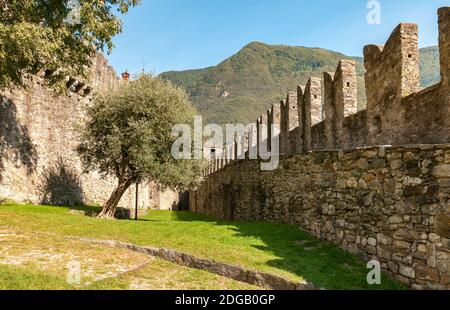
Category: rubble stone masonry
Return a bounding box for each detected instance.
[192,145,450,289]
[192,7,450,289]
[0,54,177,210]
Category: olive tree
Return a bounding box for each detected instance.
[0,0,140,90]
[77,75,202,219]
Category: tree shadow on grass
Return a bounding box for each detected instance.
[0,96,38,182]
[172,211,405,290]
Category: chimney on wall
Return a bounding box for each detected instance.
[122,70,130,82]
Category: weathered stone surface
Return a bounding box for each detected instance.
[0,54,179,211]
[435,213,450,238]
[388,261,399,273]
[389,215,404,224]
[193,145,450,289]
[399,266,415,279]
[432,165,450,178]
[429,233,441,243]
[416,265,440,282]
[368,237,377,247]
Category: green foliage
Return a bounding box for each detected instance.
[161,42,440,124]
[77,74,202,191]
[0,0,140,90]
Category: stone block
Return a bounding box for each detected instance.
[432,164,450,178]
[368,237,377,247]
[399,265,415,278]
[435,213,450,238]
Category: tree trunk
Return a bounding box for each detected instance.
[97,178,134,219]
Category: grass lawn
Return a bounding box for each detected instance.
[0,224,258,290]
[0,265,74,290]
[0,259,258,290]
[0,203,405,290]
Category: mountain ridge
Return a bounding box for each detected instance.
[161,42,440,124]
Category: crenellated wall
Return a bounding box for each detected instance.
[249,14,447,156]
[439,8,450,143]
[203,7,449,165]
[192,7,450,289]
[322,60,358,149]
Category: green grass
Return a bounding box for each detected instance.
[0,265,74,290]
[0,228,259,290]
[0,264,126,290]
[0,259,258,291]
[88,259,260,290]
[0,203,405,290]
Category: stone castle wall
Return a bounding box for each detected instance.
[192,145,450,289]
[0,54,177,210]
[190,7,450,289]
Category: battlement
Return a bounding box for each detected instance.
[257,113,269,156]
[280,92,298,155]
[40,53,119,99]
[204,7,449,176]
[439,8,450,87]
[323,60,358,149]
[267,102,281,152]
[439,7,450,139]
[197,6,450,291]
[91,53,120,92]
[364,23,420,145]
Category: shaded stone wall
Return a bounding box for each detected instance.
[191,145,450,289]
[147,181,180,211]
[0,54,172,209]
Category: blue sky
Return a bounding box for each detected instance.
[106,0,449,75]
